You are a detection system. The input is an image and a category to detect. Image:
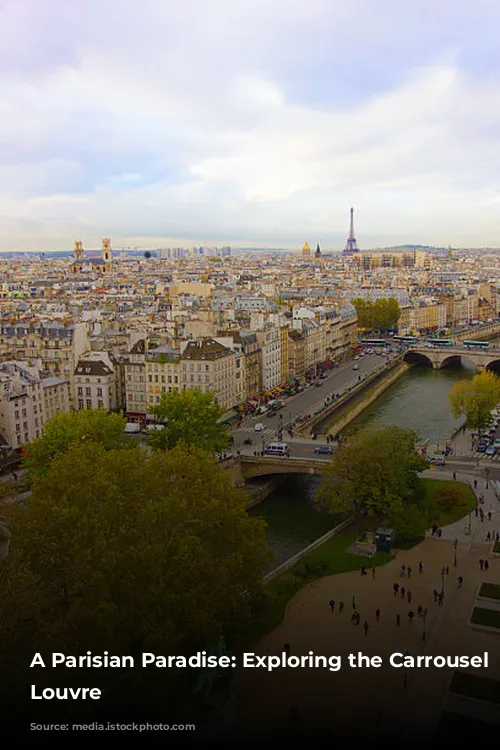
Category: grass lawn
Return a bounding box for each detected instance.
[420,478,474,526]
[242,529,393,647]
[479,582,500,601]
[437,711,499,738]
[449,672,500,704]
[470,607,500,629]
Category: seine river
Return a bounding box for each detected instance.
[250,360,477,568]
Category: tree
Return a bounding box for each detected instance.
[143,251,151,259]
[0,443,269,715]
[23,408,128,479]
[318,425,427,518]
[388,503,429,542]
[148,389,231,452]
[352,298,401,332]
[432,483,471,512]
[449,370,500,435]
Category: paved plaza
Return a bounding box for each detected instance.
[235,471,500,739]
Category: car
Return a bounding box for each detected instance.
[428,455,446,465]
[266,410,276,418]
[315,380,323,387]
[354,356,360,360]
[254,423,265,432]
[353,364,360,370]
[494,438,500,447]
[476,443,488,452]
[314,445,333,455]
[486,445,497,456]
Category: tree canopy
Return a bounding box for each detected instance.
[22,408,128,479]
[0,443,269,709]
[449,370,500,434]
[352,297,401,332]
[318,425,427,518]
[148,389,231,452]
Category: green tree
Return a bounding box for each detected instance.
[352,298,401,332]
[23,408,128,479]
[433,483,471,512]
[0,443,269,710]
[148,389,230,452]
[318,425,427,518]
[449,370,500,435]
[388,503,429,542]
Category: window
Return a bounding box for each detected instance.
[86,400,92,409]
[15,410,19,419]
[85,387,91,396]
[97,400,104,409]
[97,388,103,397]
[78,399,84,410]
[77,387,83,395]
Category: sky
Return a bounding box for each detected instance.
[0,0,500,252]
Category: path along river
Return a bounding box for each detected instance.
[249,359,479,569]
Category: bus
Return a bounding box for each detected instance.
[360,339,386,347]
[463,341,490,349]
[429,339,453,347]
[394,336,418,344]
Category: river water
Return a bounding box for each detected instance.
[251,360,477,566]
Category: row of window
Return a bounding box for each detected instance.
[77,399,104,410]
[77,387,103,396]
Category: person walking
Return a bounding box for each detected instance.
[486,531,491,542]
[407,566,412,579]
[453,472,456,480]
[352,595,356,610]
[400,586,406,599]
[396,614,401,626]
[488,511,492,522]
[475,507,479,518]
[407,591,413,604]
[339,601,344,613]
[433,589,438,602]
[363,620,369,636]
[417,605,423,617]
[372,567,376,579]
[484,560,489,571]
[445,566,450,575]
[375,608,380,622]
[408,610,415,625]
[438,592,444,606]
[329,600,335,613]
[479,559,484,570]
[458,576,463,588]
[474,479,478,490]
[418,561,424,574]
[393,582,399,596]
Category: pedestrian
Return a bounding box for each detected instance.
[364,620,369,636]
[496,532,499,542]
[393,582,399,596]
[475,507,479,518]
[351,612,357,625]
[441,566,446,577]
[408,610,415,625]
[484,560,489,571]
[445,566,449,575]
[418,561,424,574]
[329,600,335,613]
[407,566,412,579]
[417,605,423,616]
[401,586,406,599]
[438,528,443,538]
[352,596,356,610]
[486,531,491,542]
[12,472,17,482]
[339,601,344,613]
[433,589,438,602]
[474,479,477,489]
[488,511,492,522]
[479,559,484,570]
[396,614,401,626]
[453,472,456,480]
[360,566,366,577]
[438,592,444,606]
[407,591,412,604]
[401,564,406,576]
[375,608,380,622]
[458,576,463,588]
[372,567,376,579]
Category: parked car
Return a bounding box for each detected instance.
[428,455,446,465]
[353,364,360,370]
[254,422,265,432]
[486,445,497,456]
[314,445,333,455]
[315,380,323,387]
[476,443,488,452]
[494,438,500,447]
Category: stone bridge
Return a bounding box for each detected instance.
[404,345,500,372]
[227,454,328,484]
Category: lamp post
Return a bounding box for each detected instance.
[453,538,458,567]
[422,608,428,642]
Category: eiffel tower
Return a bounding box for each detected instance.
[343,207,359,254]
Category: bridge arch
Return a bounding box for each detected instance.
[484,358,500,374]
[439,354,475,370]
[403,351,433,367]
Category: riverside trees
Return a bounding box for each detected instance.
[449,369,500,436]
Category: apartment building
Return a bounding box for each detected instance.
[180,338,236,409]
[125,339,147,420]
[288,329,306,379]
[42,376,71,422]
[74,351,119,411]
[145,344,181,412]
[256,328,282,391]
[0,362,44,448]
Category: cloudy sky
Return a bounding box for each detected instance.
[1,0,499,251]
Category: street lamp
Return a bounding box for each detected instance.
[453,538,458,567]
[422,608,428,642]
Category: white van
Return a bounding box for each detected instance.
[124,422,140,433]
[263,442,289,456]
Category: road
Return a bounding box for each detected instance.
[230,350,400,451]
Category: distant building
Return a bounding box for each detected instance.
[302,241,311,258]
[70,238,113,274]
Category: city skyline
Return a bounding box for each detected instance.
[1,0,500,251]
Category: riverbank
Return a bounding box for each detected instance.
[320,360,410,436]
[244,475,286,509]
